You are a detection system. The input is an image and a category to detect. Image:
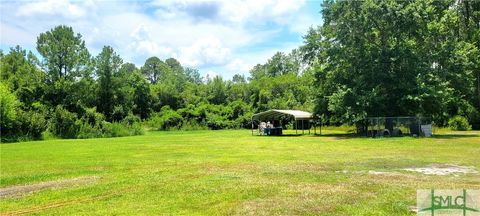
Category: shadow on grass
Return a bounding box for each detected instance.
[314,133,479,139]
[428,134,479,139]
[254,134,303,137]
[253,131,479,139]
[314,133,359,139]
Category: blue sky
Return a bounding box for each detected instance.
[0,0,322,80]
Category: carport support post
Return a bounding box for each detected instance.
[251,119,254,136]
[302,120,304,134]
[295,119,298,134]
[309,121,311,135]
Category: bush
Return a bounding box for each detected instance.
[206,113,231,130]
[121,113,141,126]
[50,106,80,138]
[17,110,47,140]
[82,107,105,126]
[103,122,130,137]
[112,105,128,122]
[129,122,145,135]
[101,121,144,137]
[448,115,472,131]
[76,110,144,138]
[182,120,208,131]
[77,120,103,139]
[148,106,184,130]
[0,83,20,141]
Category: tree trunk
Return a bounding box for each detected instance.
[477,70,480,110]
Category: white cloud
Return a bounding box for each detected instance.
[127,25,173,59]
[16,0,87,19]
[0,23,35,46]
[150,0,306,26]
[1,0,319,79]
[220,0,305,24]
[225,58,254,75]
[203,70,218,82]
[179,37,231,67]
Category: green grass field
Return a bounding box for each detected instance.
[1,129,479,215]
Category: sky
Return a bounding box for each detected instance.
[0,0,322,80]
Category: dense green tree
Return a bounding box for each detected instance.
[0,83,20,137]
[165,58,183,74]
[232,74,246,83]
[303,0,479,127]
[129,71,151,119]
[208,76,227,105]
[36,26,92,111]
[36,25,90,82]
[185,67,202,84]
[0,46,45,107]
[96,46,123,121]
[141,57,171,84]
[119,63,137,77]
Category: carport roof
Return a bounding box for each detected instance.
[252,109,313,121]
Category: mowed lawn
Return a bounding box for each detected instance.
[1,129,479,215]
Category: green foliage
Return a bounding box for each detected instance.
[181,120,208,131]
[206,113,231,130]
[448,116,472,131]
[304,0,480,127]
[148,106,184,130]
[121,113,141,126]
[0,46,45,107]
[36,25,90,82]
[0,84,47,142]
[0,83,19,133]
[129,71,151,119]
[77,120,104,139]
[16,110,47,140]
[50,106,80,138]
[96,46,123,121]
[4,14,480,142]
[141,57,172,84]
[77,109,143,139]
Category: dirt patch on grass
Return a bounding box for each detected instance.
[335,170,403,176]
[336,164,479,176]
[403,164,478,176]
[0,176,98,198]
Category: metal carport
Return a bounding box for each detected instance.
[251,109,316,135]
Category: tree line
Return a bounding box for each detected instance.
[1,25,313,142]
[1,0,478,142]
[304,0,479,130]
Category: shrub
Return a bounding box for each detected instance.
[160,109,184,130]
[182,120,208,131]
[129,122,145,135]
[102,121,144,137]
[148,106,184,130]
[77,120,103,139]
[235,112,254,129]
[448,115,472,131]
[121,113,141,126]
[104,122,130,137]
[112,105,128,122]
[49,106,80,138]
[82,107,105,126]
[206,113,231,130]
[0,83,20,141]
[17,110,47,140]
[76,108,106,139]
[147,113,163,130]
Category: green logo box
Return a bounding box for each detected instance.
[417,189,480,216]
